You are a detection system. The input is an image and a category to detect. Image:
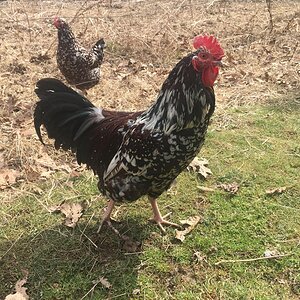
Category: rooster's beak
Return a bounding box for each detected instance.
[213,60,223,67]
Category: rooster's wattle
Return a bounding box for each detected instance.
[34,35,224,232]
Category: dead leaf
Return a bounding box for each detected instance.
[0,168,20,189]
[187,157,212,179]
[48,201,84,228]
[24,166,40,181]
[193,251,206,262]
[35,154,71,174]
[121,235,141,253]
[266,187,287,195]
[93,276,112,289]
[47,204,62,213]
[264,249,281,257]
[21,127,35,137]
[60,202,84,228]
[40,170,55,179]
[5,275,29,300]
[35,153,57,170]
[132,288,141,295]
[175,216,201,242]
[69,170,81,178]
[217,182,239,194]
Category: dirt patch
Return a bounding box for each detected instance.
[0,0,299,193]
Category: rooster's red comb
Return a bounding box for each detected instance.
[193,35,224,60]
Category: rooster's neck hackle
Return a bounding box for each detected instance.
[137,53,214,133]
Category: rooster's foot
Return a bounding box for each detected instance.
[97,200,117,233]
[150,212,181,233]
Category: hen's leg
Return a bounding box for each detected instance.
[97,199,116,233]
[149,197,181,233]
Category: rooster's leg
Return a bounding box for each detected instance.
[97,199,116,233]
[149,197,181,233]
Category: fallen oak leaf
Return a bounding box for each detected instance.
[180,216,201,226]
[48,201,85,228]
[35,153,58,170]
[60,202,84,228]
[132,288,141,295]
[187,157,212,179]
[193,251,206,263]
[0,168,21,189]
[40,169,55,179]
[266,187,286,195]
[47,203,62,213]
[264,249,281,257]
[217,182,239,194]
[81,276,112,299]
[121,234,142,253]
[5,274,29,300]
[93,276,112,289]
[175,215,201,242]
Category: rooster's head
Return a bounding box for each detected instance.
[192,35,224,87]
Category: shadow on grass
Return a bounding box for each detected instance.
[0,218,149,299]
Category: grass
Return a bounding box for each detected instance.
[1,98,300,299]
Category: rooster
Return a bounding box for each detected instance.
[53,16,105,93]
[34,35,224,233]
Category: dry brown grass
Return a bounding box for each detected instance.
[0,0,299,195]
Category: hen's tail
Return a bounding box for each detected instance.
[92,38,105,62]
[34,78,105,161]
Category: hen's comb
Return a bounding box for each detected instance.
[193,35,224,60]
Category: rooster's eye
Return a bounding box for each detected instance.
[199,53,208,60]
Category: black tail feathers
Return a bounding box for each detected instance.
[35,78,79,99]
[92,38,105,60]
[34,78,99,153]
[94,38,105,51]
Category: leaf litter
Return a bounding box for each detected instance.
[266,187,287,195]
[95,276,112,289]
[187,157,212,179]
[5,273,29,300]
[48,201,85,228]
[217,182,240,194]
[175,215,201,242]
[0,168,21,190]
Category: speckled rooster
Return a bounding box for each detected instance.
[34,35,224,232]
[53,16,105,93]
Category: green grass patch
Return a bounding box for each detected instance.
[1,100,299,299]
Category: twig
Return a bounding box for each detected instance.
[188,0,194,21]
[43,2,64,57]
[0,232,24,260]
[70,0,104,25]
[215,253,291,265]
[265,0,273,33]
[79,229,98,249]
[275,238,300,244]
[289,41,299,63]
[79,280,99,300]
[80,212,95,240]
[70,0,89,24]
[109,293,127,299]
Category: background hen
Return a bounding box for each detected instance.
[34,35,224,232]
[53,16,105,93]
